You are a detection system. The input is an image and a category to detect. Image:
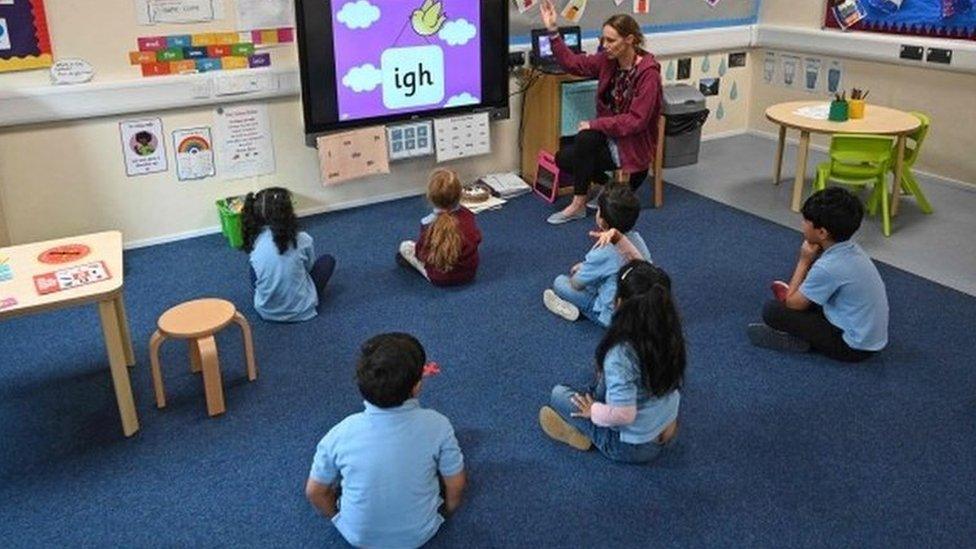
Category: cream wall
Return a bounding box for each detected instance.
[0,0,752,247]
[753,0,976,184]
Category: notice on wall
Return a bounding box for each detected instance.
[172,127,216,181]
[825,59,844,94]
[434,112,491,163]
[214,104,276,179]
[762,51,777,86]
[134,0,224,25]
[120,118,168,176]
[803,57,822,93]
[780,54,801,89]
[236,0,295,31]
[317,126,390,186]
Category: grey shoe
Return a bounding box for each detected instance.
[747,323,811,353]
[543,289,580,321]
[586,186,604,210]
[546,208,586,225]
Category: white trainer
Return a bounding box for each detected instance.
[543,289,580,322]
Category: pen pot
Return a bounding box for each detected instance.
[848,99,865,119]
[828,100,850,122]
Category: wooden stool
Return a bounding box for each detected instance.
[149,298,257,416]
[613,113,667,208]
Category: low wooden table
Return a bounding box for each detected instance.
[0,231,138,437]
[765,101,921,214]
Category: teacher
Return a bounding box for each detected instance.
[540,0,663,225]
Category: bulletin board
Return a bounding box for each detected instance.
[510,0,761,44]
[824,0,976,41]
[0,0,53,73]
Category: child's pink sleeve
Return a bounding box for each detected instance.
[590,402,637,427]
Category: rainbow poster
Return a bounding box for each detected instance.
[172,127,216,181]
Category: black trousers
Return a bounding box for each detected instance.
[762,299,876,363]
[555,130,648,197]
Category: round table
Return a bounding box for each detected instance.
[765,101,921,214]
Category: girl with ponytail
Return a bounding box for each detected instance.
[241,187,336,322]
[397,169,483,286]
[539,260,685,463]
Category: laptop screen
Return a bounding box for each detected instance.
[531,26,582,64]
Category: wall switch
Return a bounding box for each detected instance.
[191,77,213,99]
[926,48,952,64]
[214,72,278,96]
[899,45,924,61]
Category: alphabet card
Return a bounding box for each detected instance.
[317,126,390,186]
[33,261,112,296]
[434,111,490,163]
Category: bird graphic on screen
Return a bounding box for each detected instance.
[411,0,447,36]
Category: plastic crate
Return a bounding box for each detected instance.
[216,196,245,249]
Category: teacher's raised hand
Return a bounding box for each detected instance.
[541,0,558,32]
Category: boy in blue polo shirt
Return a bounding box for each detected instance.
[305,333,466,547]
[748,187,889,362]
[544,186,652,327]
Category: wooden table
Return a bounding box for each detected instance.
[765,101,921,213]
[0,231,138,437]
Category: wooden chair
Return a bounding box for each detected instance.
[149,298,257,416]
[613,113,666,207]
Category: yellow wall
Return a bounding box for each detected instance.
[753,0,976,184]
[0,0,752,247]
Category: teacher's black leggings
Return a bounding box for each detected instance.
[555,130,648,197]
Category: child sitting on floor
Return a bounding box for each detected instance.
[242,187,335,322]
[305,333,466,548]
[747,187,889,362]
[397,169,483,286]
[540,260,684,463]
[544,185,651,327]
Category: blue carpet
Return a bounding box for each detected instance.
[1,186,974,547]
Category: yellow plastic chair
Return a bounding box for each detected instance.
[892,112,933,214]
[814,134,894,236]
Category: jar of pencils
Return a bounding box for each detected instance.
[849,99,866,119]
[828,100,849,122]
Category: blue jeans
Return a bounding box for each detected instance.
[552,275,608,327]
[250,254,336,306]
[549,384,664,464]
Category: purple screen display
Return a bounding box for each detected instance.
[330,1,483,122]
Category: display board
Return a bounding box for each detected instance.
[824,0,976,41]
[510,0,761,43]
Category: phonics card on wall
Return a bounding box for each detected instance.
[214,104,276,179]
[317,126,390,186]
[434,112,490,163]
[120,118,168,176]
[134,0,224,25]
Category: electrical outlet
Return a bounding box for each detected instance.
[899,45,924,61]
[926,47,952,64]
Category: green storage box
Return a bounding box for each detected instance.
[216,196,246,249]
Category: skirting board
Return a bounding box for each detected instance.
[746,129,976,192]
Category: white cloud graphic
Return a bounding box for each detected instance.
[342,64,382,92]
[438,18,477,46]
[444,93,480,107]
[337,0,380,30]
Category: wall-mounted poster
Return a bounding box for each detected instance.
[0,0,53,73]
[825,0,976,41]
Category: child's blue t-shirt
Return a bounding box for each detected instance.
[600,343,680,445]
[309,399,464,549]
[800,240,889,351]
[574,230,653,326]
[249,228,318,322]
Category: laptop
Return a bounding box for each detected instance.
[530,26,582,74]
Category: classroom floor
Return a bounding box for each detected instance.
[666,134,976,296]
[1,147,975,547]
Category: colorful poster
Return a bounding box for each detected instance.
[825,0,976,41]
[514,0,539,14]
[317,126,390,185]
[120,118,168,177]
[633,0,650,14]
[329,0,482,124]
[0,0,53,73]
[561,0,588,23]
[173,127,216,181]
[214,104,276,179]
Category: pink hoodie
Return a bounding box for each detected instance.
[551,33,663,174]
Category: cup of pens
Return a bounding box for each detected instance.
[849,88,869,119]
[829,91,849,122]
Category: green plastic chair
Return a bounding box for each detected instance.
[891,111,933,214]
[814,134,894,236]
